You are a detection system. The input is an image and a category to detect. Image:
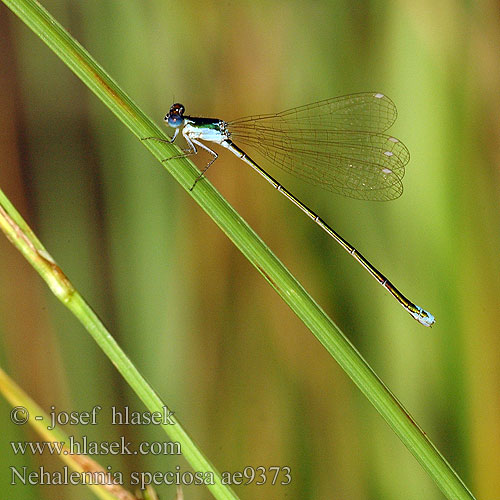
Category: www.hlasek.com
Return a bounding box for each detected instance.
[10,436,181,456]
[11,465,292,489]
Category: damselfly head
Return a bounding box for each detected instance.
[165,103,185,128]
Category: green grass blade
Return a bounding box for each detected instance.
[0,0,476,498]
[0,187,239,500]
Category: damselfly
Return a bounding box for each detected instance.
[145,92,435,327]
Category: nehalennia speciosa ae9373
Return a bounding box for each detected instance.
[144,92,435,327]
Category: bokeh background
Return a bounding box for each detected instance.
[1,1,499,499]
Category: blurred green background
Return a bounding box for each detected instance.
[1,0,499,499]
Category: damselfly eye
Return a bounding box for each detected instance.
[166,114,184,128]
[168,103,185,115]
[165,103,185,128]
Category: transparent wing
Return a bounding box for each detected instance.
[227,92,409,201]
